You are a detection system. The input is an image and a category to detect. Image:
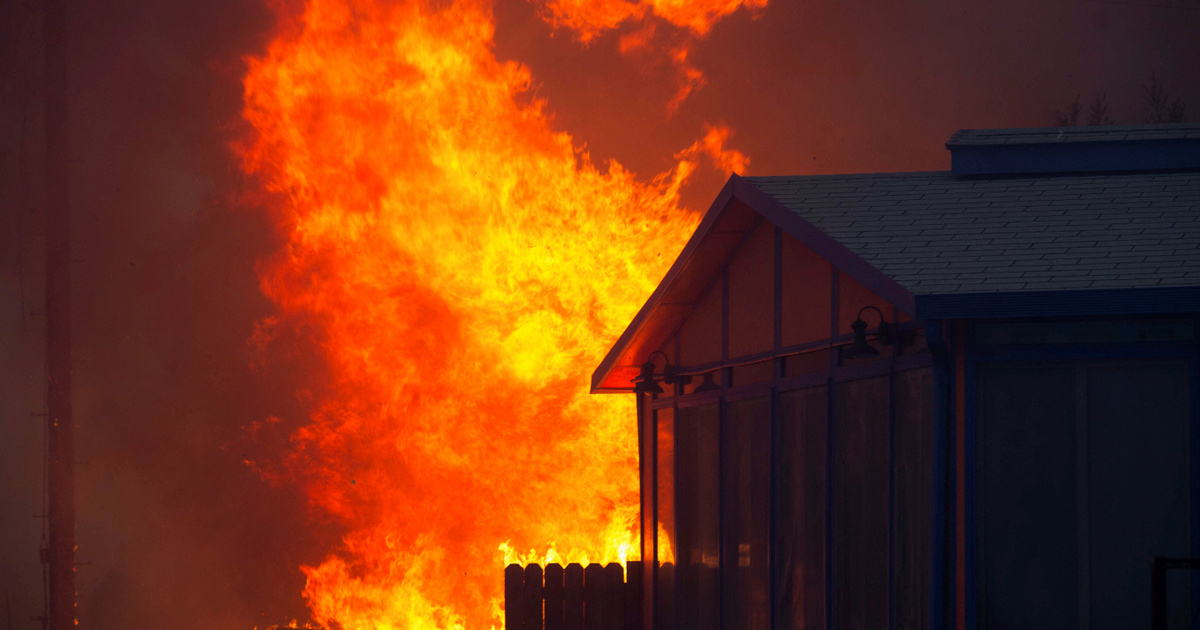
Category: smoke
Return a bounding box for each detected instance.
[0,0,332,627]
[1,0,1198,627]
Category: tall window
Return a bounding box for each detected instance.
[775,386,828,630]
[834,376,890,630]
[895,368,933,629]
[675,403,720,630]
[722,397,771,630]
[657,407,676,630]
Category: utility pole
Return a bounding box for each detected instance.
[42,0,76,627]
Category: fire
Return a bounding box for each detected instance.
[238,0,750,628]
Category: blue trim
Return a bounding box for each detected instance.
[948,138,1200,175]
[915,287,1200,320]
[925,320,950,630]
[1191,333,1200,613]
[947,323,958,630]
[963,326,978,630]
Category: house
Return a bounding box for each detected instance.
[591,124,1200,630]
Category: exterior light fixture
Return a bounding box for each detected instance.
[843,305,896,360]
[632,359,664,394]
[632,350,674,394]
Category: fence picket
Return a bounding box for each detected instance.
[602,564,623,630]
[545,563,565,630]
[584,564,605,630]
[506,564,524,630]
[623,561,642,630]
[507,561,641,630]
[564,563,584,630]
[523,564,543,630]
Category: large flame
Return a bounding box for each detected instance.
[238,1,750,628]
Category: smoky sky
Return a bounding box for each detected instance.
[2,0,1198,627]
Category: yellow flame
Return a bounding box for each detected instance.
[239,0,748,628]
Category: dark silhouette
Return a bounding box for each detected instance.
[1144,71,1188,123]
[1055,72,1186,125]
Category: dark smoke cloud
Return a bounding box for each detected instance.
[2,0,1198,626]
[2,0,337,627]
[494,0,1200,208]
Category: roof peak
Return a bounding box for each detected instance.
[947,123,1200,176]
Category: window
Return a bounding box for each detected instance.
[776,386,828,630]
[674,403,720,630]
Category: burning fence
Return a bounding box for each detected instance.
[237,0,752,628]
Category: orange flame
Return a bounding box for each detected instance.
[539,0,767,41]
[239,0,747,628]
[538,0,766,113]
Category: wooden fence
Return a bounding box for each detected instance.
[504,561,643,630]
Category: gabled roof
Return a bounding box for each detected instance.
[746,169,1200,296]
[591,174,916,392]
[593,125,1200,392]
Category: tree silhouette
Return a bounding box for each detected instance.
[1053,73,1187,126]
[1143,71,1188,123]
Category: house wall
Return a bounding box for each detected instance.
[959,318,1199,630]
[643,223,933,630]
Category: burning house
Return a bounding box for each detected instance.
[585,124,1200,630]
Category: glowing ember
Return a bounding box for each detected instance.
[238,0,749,628]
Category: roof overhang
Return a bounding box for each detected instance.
[590,174,916,393]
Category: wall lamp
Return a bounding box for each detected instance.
[632,350,692,394]
[843,305,910,360]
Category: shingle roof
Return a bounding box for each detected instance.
[744,170,1200,295]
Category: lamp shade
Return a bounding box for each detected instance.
[843,317,880,360]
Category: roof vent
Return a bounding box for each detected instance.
[947,124,1200,176]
